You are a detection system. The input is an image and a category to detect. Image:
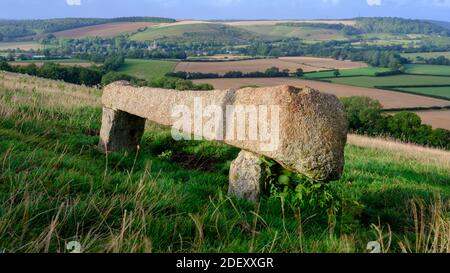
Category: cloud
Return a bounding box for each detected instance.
[66,0,81,6]
[367,0,382,6]
[321,0,340,5]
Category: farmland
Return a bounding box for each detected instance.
[175,57,367,75]
[235,25,347,41]
[0,71,449,253]
[9,58,96,67]
[53,22,159,38]
[394,86,450,100]
[192,78,450,110]
[303,67,390,79]
[117,59,177,82]
[402,51,450,61]
[129,23,260,43]
[403,64,450,76]
[414,110,450,130]
[324,75,450,88]
[0,41,42,51]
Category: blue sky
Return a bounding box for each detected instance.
[2,0,450,21]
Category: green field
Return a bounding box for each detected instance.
[0,41,43,51]
[0,72,449,253]
[325,75,450,88]
[402,51,450,61]
[117,59,177,81]
[404,64,450,76]
[10,58,93,64]
[303,67,390,79]
[130,23,258,43]
[236,25,347,41]
[394,86,450,99]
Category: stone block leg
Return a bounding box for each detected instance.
[228,151,266,202]
[98,107,146,153]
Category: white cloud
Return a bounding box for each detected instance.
[367,0,382,6]
[321,0,340,5]
[66,0,81,6]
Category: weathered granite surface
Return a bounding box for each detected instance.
[100,81,348,182]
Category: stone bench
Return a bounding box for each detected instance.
[99,81,348,201]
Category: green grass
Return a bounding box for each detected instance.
[402,51,450,61]
[404,64,450,76]
[117,59,177,82]
[10,58,91,64]
[324,75,450,88]
[303,67,391,79]
[0,41,42,51]
[394,86,450,99]
[0,72,449,253]
[130,23,259,43]
[235,25,347,41]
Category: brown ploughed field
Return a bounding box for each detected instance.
[278,57,368,70]
[53,22,158,38]
[414,110,450,130]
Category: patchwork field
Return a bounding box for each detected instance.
[175,58,367,75]
[224,20,357,26]
[0,41,42,51]
[414,110,450,130]
[53,22,158,38]
[402,51,450,61]
[117,59,177,82]
[403,64,450,76]
[193,78,450,109]
[303,67,390,79]
[394,86,450,100]
[9,59,96,67]
[279,57,368,70]
[235,25,346,41]
[325,75,450,88]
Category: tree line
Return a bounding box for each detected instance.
[167,66,294,80]
[341,96,450,150]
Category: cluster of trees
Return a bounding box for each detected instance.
[356,17,450,36]
[167,66,292,80]
[149,76,214,91]
[415,56,450,66]
[0,62,103,86]
[341,96,450,150]
[0,61,213,91]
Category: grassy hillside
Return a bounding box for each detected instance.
[303,67,390,79]
[0,71,449,253]
[235,25,347,41]
[117,59,177,82]
[404,64,450,76]
[130,23,261,43]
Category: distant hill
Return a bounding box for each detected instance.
[354,17,450,36]
[0,17,176,42]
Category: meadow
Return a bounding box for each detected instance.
[0,71,449,253]
[303,67,390,79]
[234,25,346,41]
[117,59,177,82]
[404,64,450,76]
[325,75,450,88]
[0,41,42,51]
[402,51,450,61]
[394,86,450,100]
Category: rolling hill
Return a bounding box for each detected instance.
[0,71,449,252]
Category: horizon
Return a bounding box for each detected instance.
[1,0,450,21]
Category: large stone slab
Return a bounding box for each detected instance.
[100,81,348,182]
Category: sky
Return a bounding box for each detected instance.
[1,0,450,21]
